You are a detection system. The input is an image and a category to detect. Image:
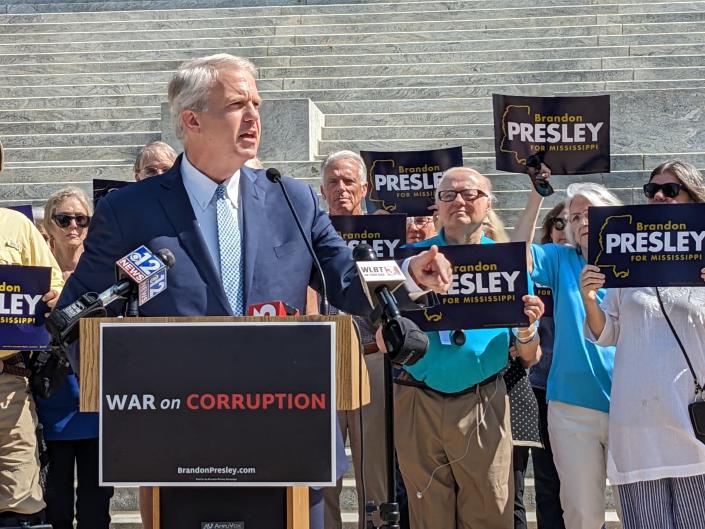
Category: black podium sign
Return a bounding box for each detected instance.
[99,322,336,487]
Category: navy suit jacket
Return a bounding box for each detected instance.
[59,158,372,368]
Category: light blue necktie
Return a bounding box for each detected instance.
[215,184,244,315]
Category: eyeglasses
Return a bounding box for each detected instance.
[437,189,488,202]
[551,218,566,231]
[569,211,589,224]
[407,216,434,227]
[52,213,91,228]
[643,182,684,199]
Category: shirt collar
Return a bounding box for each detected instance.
[181,154,240,211]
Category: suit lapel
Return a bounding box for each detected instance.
[158,162,233,315]
[241,166,267,305]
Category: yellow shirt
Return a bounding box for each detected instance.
[0,207,64,359]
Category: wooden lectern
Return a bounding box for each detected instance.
[79,315,369,529]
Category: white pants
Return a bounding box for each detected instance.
[548,401,613,529]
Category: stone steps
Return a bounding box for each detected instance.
[5,9,705,37]
[0,118,158,134]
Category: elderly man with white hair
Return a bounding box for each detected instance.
[392,167,543,529]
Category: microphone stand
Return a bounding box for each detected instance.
[365,352,401,529]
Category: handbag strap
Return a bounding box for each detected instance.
[655,287,703,397]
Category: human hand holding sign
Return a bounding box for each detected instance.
[408,245,452,294]
[580,264,606,303]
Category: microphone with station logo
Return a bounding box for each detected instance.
[246,300,300,317]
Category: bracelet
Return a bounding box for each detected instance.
[515,331,538,345]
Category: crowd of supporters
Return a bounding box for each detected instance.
[1,53,704,529]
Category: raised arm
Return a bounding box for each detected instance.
[510,165,551,273]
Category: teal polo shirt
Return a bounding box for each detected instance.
[404,230,527,393]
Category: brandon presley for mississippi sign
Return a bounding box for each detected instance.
[0,265,51,350]
[493,94,610,175]
[588,203,705,288]
[361,147,463,216]
[330,214,406,259]
[398,242,530,331]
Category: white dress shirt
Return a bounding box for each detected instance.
[180,155,241,276]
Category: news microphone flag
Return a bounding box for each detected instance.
[115,245,168,306]
[246,301,300,317]
[355,260,406,310]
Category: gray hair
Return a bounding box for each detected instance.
[320,150,367,183]
[435,166,495,205]
[649,160,705,203]
[564,182,622,246]
[43,186,93,232]
[133,141,177,173]
[168,54,257,141]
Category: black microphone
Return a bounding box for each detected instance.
[353,243,428,366]
[46,246,175,348]
[266,167,329,315]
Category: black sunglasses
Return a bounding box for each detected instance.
[52,213,91,228]
[643,182,684,199]
[551,218,566,231]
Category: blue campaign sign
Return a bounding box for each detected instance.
[93,178,132,209]
[7,205,34,221]
[0,265,51,350]
[588,203,705,288]
[361,147,463,216]
[330,214,407,259]
[399,242,530,331]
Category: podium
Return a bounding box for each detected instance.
[79,315,369,529]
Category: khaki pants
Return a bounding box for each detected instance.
[0,373,45,514]
[324,352,388,529]
[395,377,513,529]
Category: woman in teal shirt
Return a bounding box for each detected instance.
[512,180,621,529]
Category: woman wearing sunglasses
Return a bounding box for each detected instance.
[37,187,114,529]
[581,160,705,529]
[512,181,622,529]
[43,187,92,281]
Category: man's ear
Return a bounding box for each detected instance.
[181,110,200,135]
[361,181,369,196]
[320,184,328,203]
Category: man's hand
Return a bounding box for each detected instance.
[408,245,452,293]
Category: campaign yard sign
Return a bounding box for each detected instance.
[331,214,406,259]
[100,322,336,487]
[588,203,705,288]
[0,265,51,350]
[361,147,463,216]
[493,94,610,175]
[93,179,132,208]
[399,242,530,331]
[7,205,34,221]
[535,285,554,318]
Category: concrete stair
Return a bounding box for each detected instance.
[1,0,704,222]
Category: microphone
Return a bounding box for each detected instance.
[246,300,299,317]
[353,243,428,366]
[266,167,329,315]
[46,246,175,348]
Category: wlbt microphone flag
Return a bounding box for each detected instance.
[115,245,171,306]
[246,301,300,317]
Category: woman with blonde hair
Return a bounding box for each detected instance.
[38,187,114,529]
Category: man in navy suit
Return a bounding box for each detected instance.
[58,54,451,529]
